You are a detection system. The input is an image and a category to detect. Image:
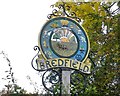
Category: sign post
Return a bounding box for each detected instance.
[62,70,71,95]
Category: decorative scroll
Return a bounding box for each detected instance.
[42,69,61,92]
[31,46,41,71]
[31,46,97,94]
[47,2,81,22]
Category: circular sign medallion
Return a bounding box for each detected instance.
[50,27,79,57]
[39,17,90,62]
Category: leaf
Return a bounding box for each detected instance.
[6,75,10,77]
[12,79,15,83]
[7,78,11,79]
[94,2,100,12]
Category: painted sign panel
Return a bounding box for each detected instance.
[38,17,90,74]
[36,58,91,74]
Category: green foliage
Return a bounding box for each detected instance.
[54,1,120,95]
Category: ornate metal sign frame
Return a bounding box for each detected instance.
[39,17,90,61]
[33,16,91,74]
[31,1,96,95]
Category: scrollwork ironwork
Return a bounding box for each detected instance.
[70,53,97,95]
[42,69,61,93]
[31,1,97,94]
[31,45,97,94]
[47,2,81,22]
[31,46,41,71]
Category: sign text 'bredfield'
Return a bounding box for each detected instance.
[36,58,91,74]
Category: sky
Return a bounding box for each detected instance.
[0,0,57,93]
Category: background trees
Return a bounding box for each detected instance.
[0,1,119,95]
[54,1,120,95]
[0,51,47,95]
[0,51,27,95]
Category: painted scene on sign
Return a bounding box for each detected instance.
[51,27,78,57]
